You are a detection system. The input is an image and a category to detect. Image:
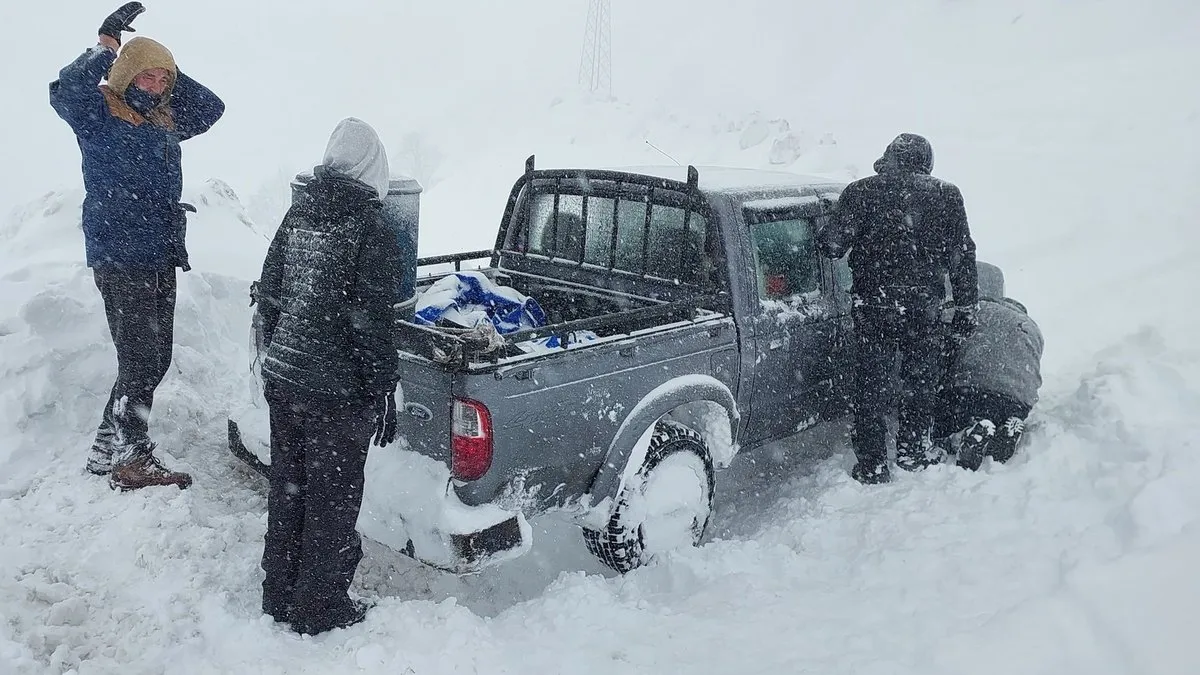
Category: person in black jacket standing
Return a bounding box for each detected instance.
[819,133,979,485]
[254,117,403,635]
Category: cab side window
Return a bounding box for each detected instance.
[747,214,820,301]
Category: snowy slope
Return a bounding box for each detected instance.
[2,0,1199,673]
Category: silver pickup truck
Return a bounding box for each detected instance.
[230,158,996,574]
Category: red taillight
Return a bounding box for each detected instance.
[451,398,493,481]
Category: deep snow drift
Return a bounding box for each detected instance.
[2,0,1199,673]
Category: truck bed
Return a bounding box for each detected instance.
[394,305,736,506]
[396,265,728,370]
[391,255,735,510]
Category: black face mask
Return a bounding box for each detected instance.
[125,87,161,117]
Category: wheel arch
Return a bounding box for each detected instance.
[585,375,737,517]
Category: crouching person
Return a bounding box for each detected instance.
[255,118,402,635]
[935,295,1044,470]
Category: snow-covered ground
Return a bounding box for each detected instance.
[2,0,1199,673]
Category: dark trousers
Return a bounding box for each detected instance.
[851,300,944,466]
[92,268,177,457]
[261,394,374,628]
[934,387,1031,462]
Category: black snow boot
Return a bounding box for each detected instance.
[852,461,891,485]
[291,599,371,636]
[896,439,944,472]
[896,452,941,472]
[987,417,1025,464]
[957,419,996,471]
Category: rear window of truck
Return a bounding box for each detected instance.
[510,181,716,287]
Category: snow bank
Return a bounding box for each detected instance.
[0,180,268,496]
[7,325,1194,673]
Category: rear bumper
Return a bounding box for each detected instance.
[227,408,530,575]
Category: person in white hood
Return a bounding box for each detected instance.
[253,117,404,635]
[321,117,393,199]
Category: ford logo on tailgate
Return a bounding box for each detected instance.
[405,403,433,422]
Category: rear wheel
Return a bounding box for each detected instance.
[583,420,716,573]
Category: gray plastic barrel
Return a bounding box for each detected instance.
[290,172,422,312]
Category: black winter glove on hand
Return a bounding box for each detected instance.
[372,392,398,447]
[951,304,979,339]
[99,2,146,45]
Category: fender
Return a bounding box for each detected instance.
[586,374,738,512]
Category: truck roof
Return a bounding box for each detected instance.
[601,165,845,194]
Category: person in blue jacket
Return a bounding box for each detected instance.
[49,3,225,491]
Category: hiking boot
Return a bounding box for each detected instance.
[851,461,891,485]
[1001,417,1024,436]
[291,599,370,636]
[988,417,1024,464]
[108,444,193,491]
[955,420,995,472]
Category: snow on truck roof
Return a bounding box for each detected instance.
[601,165,845,193]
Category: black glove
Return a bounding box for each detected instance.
[372,392,398,447]
[950,304,978,339]
[99,2,146,45]
[173,203,195,272]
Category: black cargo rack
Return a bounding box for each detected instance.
[489,155,704,270]
[517,154,699,193]
[416,249,494,271]
[479,155,720,306]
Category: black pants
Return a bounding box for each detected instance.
[92,268,177,456]
[261,394,374,629]
[934,387,1031,462]
[851,299,944,466]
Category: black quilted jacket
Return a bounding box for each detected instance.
[256,167,402,403]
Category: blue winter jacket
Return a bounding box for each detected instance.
[49,47,225,270]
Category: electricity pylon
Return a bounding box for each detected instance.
[579,0,612,96]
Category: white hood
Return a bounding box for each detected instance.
[321,117,391,199]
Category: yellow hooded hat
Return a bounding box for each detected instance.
[107,37,177,97]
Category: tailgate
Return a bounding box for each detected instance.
[396,351,455,464]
